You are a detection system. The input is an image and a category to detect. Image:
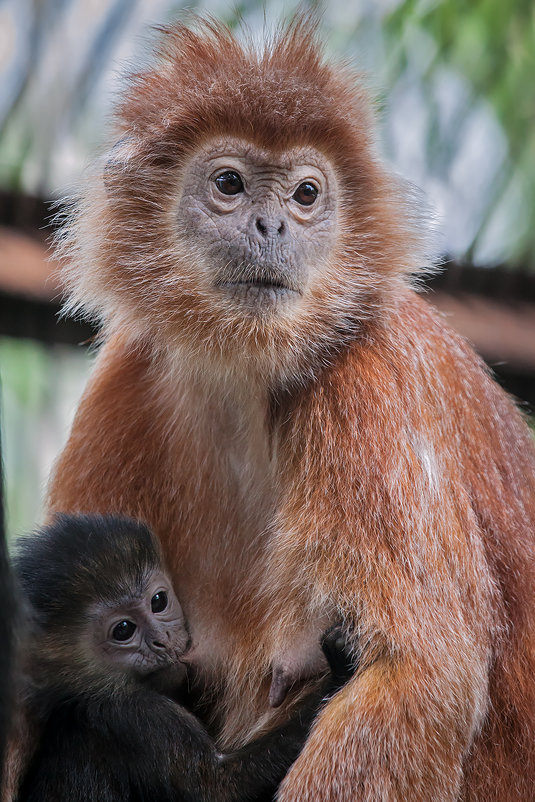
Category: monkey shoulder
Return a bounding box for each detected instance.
[61,335,157,440]
[46,336,168,516]
[327,287,518,415]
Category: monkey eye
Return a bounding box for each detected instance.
[215,171,244,196]
[151,591,168,613]
[292,182,318,206]
[112,620,137,642]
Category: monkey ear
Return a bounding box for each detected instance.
[103,136,179,195]
[103,136,143,194]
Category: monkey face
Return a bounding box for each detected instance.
[89,568,190,689]
[174,137,338,317]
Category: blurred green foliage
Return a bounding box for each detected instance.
[0,338,91,539]
[384,0,535,263]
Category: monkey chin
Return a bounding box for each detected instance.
[142,659,188,696]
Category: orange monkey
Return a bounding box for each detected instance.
[47,18,535,801]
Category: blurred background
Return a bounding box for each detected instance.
[0,0,534,538]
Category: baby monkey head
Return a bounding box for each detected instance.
[14,514,189,694]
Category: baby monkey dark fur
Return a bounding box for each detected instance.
[14,514,354,802]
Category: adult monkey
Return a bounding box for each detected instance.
[47,16,535,802]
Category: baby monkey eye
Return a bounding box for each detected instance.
[151,591,168,613]
[112,620,136,642]
[215,171,244,196]
[292,182,318,206]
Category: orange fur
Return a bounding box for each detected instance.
[47,17,535,801]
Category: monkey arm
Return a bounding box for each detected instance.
[1,706,37,802]
[18,689,315,802]
[276,647,488,802]
[273,538,491,802]
[176,628,356,802]
[185,692,325,802]
[269,308,499,801]
[46,337,169,521]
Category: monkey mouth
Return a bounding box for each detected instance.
[218,273,294,289]
[219,281,300,310]
[216,275,300,307]
[231,278,288,290]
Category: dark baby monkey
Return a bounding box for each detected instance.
[13,514,354,802]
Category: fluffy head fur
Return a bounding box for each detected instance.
[14,514,161,633]
[58,16,429,384]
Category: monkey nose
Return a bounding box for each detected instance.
[254,216,286,239]
[150,632,170,651]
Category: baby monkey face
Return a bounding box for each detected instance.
[90,568,189,687]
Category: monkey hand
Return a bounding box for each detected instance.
[269,624,358,708]
[320,624,359,691]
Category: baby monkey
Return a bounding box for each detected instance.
[13,514,354,802]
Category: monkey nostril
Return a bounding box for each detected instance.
[255,217,286,238]
[152,640,166,650]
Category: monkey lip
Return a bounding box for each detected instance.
[218,279,300,304]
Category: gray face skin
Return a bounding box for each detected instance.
[89,569,189,691]
[175,137,338,312]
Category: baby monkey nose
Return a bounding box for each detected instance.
[151,632,170,651]
[255,216,286,238]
